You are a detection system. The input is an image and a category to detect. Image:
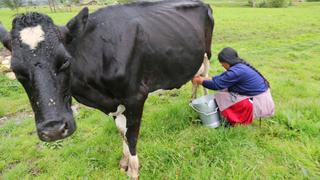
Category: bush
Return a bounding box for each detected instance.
[248,0,292,7]
[1,0,22,11]
[268,0,291,7]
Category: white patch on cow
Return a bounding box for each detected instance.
[62,129,69,137]
[109,105,127,135]
[20,25,45,50]
[48,98,56,106]
[119,141,130,171]
[127,155,139,179]
[116,114,127,135]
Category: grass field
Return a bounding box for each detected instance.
[0,1,320,179]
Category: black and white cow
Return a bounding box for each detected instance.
[0,0,214,178]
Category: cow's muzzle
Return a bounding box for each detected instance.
[37,117,76,142]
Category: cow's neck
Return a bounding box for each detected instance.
[68,51,120,114]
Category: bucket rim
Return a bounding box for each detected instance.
[191,94,215,105]
[189,103,219,116]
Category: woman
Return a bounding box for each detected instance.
[192,47,275,126]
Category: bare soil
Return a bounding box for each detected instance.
[0,48,10,63]
[0,111,34,128]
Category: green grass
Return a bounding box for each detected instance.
[1,1,320,179]
[0,76,30,116]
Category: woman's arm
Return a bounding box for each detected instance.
[193,68,242,90]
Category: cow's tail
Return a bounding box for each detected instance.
[204,4,214,60]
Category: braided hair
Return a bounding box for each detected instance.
[218,47,270,88]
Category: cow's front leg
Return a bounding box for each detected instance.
[126,122,141,179]
[124,93,147,179]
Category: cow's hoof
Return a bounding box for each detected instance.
[120,167,128,172]
[130,177,139,180]
[120,166,128,172]
[119,158,128,172]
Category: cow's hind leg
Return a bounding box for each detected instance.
[203,86,208,96]
[191,83,198,100]
[109,105,130,171]
[120,139,130,171]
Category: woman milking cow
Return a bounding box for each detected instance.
[192,47,275,126]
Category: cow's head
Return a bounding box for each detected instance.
[0,8,89,142]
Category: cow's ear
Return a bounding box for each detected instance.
[65,7,89,42]
[0,24,12,52]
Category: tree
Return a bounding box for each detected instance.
[27,0,34,6]
[71,0,80,4]
[252,0,256,7]
[48,0,57,12]
[1,0,23,12]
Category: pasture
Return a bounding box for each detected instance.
[0,1,320,179]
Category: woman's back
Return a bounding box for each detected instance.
[226,63,267,96]
[203,63,268,96]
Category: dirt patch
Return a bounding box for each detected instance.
[27,158,44,177]
[0,104,82,128]
[0,48,11,69]
[0,48,15,79]
[0,160,21,174]
[0,111,34,128]
[29,166,43,177]
[0,49,10,60]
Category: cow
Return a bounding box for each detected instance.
[0,0,214,178]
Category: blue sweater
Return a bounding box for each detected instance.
[202,63,268,96]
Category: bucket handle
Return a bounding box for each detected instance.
[189,103,219,116]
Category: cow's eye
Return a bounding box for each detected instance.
[58,60,70,72]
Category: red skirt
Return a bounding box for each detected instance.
[221,98,253,126]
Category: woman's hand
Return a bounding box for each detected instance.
[192,76,202,84]
[192,76,211,85]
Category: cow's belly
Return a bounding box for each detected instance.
[138,17,206,91]
[141,43,204,92]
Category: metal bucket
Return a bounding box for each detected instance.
[190,94,221,128]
